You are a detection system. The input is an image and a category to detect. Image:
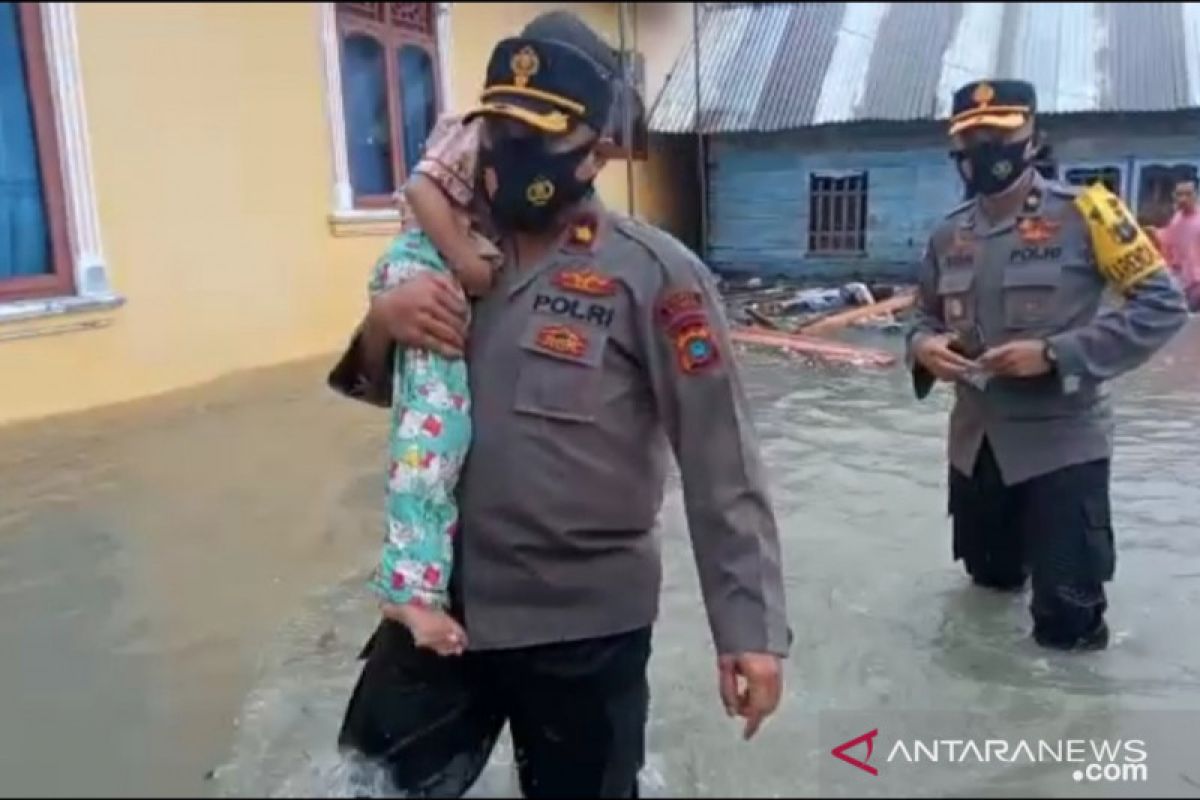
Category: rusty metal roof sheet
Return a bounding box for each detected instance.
[649,2,1200,133]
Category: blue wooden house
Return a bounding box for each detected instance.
[648,2,1200,280]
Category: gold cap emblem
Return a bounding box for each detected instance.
[526,177,555,207]
[972,82,996,106]
[512,45,540,88]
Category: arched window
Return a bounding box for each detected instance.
[337,3,441,208]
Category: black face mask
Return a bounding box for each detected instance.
[955,137,1032,196]
[481,135,594,232]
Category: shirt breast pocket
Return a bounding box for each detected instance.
[514,318,607,424]
[1003,264,1062,330]
[937,268,975,328]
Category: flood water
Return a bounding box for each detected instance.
[2,323,1199,798]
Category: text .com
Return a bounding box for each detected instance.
[1074,762,1148,783]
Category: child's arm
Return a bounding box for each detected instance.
[405,175,493,297]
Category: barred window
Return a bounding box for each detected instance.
[807,172,868,255]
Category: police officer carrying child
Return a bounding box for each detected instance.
[909,79,1188,651]
[330,19,790,799]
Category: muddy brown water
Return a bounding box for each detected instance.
[1,323,1198,797]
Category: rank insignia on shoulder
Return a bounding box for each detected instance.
[564,214,599,252]
[673,319,720,374]
[1023,188,1043,213]
[534,323,588,358]
[657,289,705,330]
[553,268,617,297]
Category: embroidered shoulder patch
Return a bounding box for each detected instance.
[553,268,617,297]
[1074,183,1164,292]
[657,289,719,374]
[656,290,704,329]
[673,319,720,374]
[534,323,588,358]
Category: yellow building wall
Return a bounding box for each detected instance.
[0,2,632,427]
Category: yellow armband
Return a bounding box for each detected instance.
[1073,183,1164,293]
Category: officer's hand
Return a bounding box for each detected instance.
[718,653,783,740]
[913,334,972,381]
[369,272,468,358]
[979,340,1051,377]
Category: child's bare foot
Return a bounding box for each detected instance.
[381,601,468,656]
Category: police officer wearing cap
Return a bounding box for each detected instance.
[330,29,790,799]
[909,79,1188,651]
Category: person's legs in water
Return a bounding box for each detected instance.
[1020,458,1113,650]
[950,439,1028,591]
[489,628,652,799]
[368,231,471,655]
[339,620,504,797]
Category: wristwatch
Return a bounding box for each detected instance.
[1042,339,1058,369]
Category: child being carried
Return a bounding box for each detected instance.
[366,113,498,656]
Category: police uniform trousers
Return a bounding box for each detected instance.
[337,618,650,799]
[949,438,1115,648]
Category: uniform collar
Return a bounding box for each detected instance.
[967,169,1042,238]
[503,197,610,299]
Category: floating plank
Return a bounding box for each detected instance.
[730,326,897,368]
[796,290,917,336]
[745,307,782,330]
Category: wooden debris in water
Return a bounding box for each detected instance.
[730,326,896,368]
[796,290,917,336]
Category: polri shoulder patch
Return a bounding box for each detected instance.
[657,289,719,374]
[657,289,705,330]
[672,317,720,374]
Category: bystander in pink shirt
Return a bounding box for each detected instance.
[1156,182,1200,302]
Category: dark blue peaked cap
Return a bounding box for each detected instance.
[465,37,614,136]
[950,79,1036,135]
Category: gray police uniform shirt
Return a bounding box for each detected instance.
[908,173,1189,486]
[329,200,791,657]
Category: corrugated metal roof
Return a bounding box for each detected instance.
[649,2,1200,133]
